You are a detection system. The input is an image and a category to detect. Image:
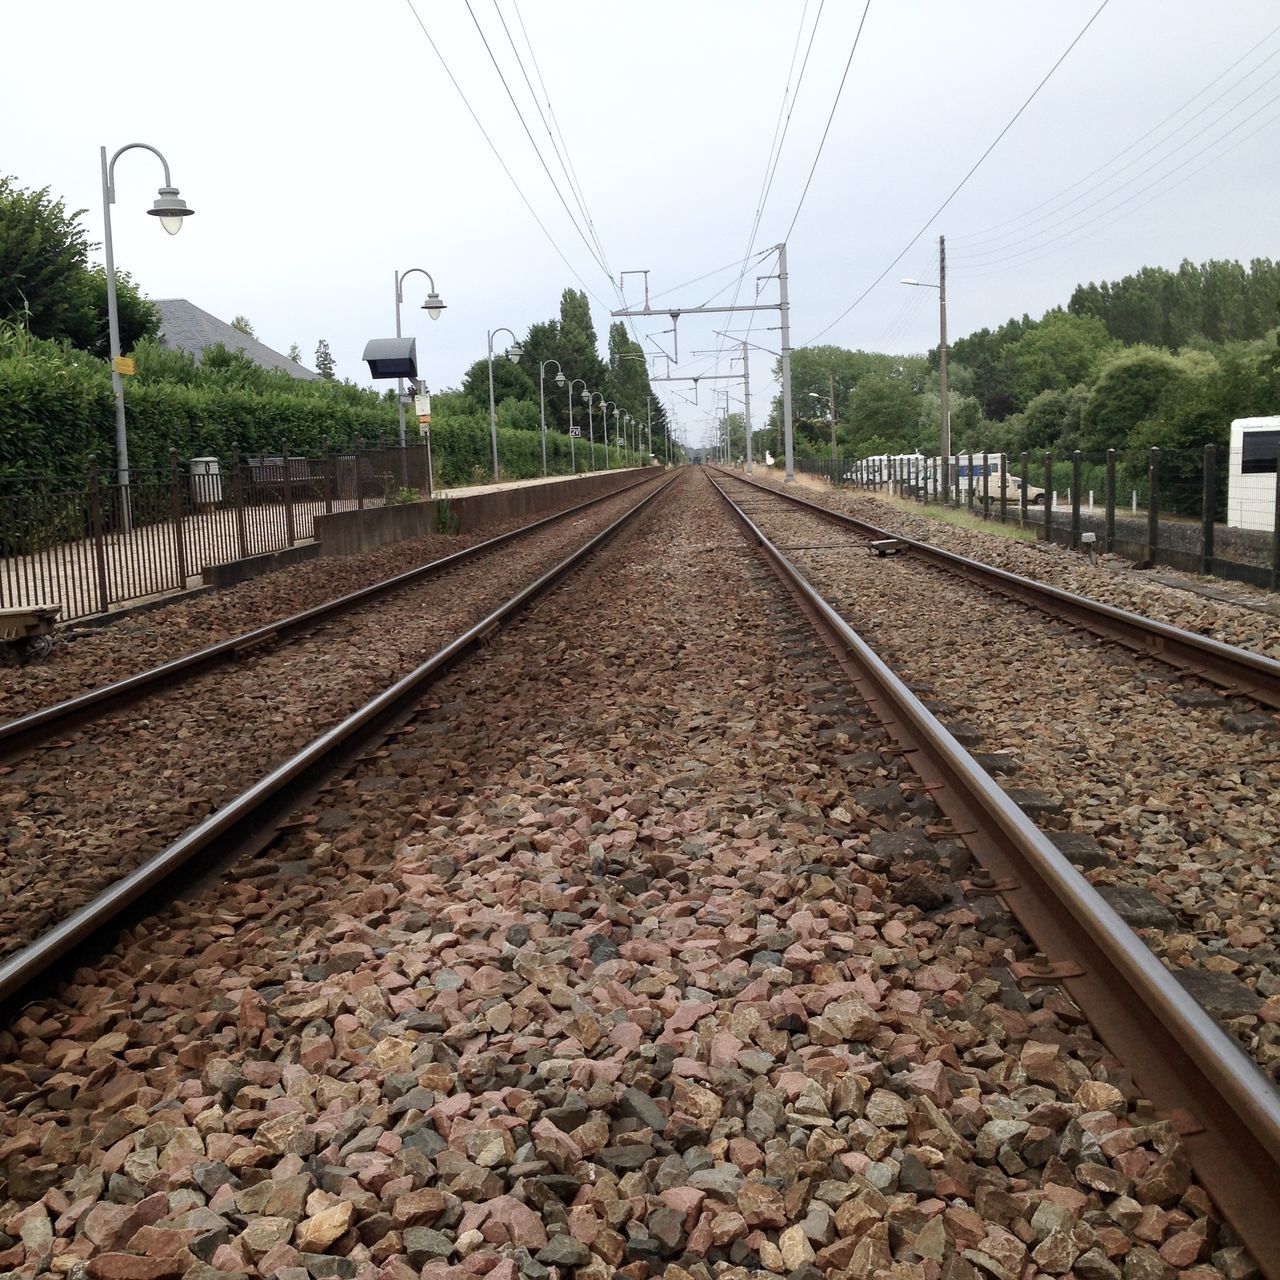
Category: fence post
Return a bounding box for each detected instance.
[1044,452,1054,544]
[169,449,188,586]
[1201,444,1216,576]
[1020,451,1029,526]
[1146,447,1161,565]
[941,452,949,505]
[1105,449,1116,554]
[87,462,110,614]
[1272,459,1280,590]
[231,446,249,560]
[281,442,297,546]
[355,440,365,511]
[322,438,334,515]
[1071,450,1082,551]
[999,454,1008,523]
[981,451,990,519]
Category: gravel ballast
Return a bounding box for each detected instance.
[0,472,1258,1280]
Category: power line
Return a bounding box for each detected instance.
[804,0,1111,344]
[400,0,609,308]
[784,0,873,243]
[460,0,611,278]
[951,21,1280,247]
[951,62,1280,263]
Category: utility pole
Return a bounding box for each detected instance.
[611,242,796,481]
[743,339,753,475]
[829,368,837,467]
[779,242,795,482]
[939,234,951,480]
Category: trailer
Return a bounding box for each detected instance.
[1227,417,1279,532]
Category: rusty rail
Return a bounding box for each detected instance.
[708,469,1280,1275]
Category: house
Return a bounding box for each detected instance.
[153,299,320,380]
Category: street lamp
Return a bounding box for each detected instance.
[538,358,566,478]
[566,377,588,473]
[394,267,446,488]
[486,327,524,482]
[100,142,193,523]
[583,390,604,465]
[601,400,617,469]
[808,388,837,468]
[901,241,950,492]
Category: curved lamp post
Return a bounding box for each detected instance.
[566,378,588,474]
[486,327,524,482]
[584,391,605,468]
[601,401,617,470]
[538,358,566,478]
[394,267,445,488]
[100,142,194,524]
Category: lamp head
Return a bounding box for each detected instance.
[580,389,590,402]
[149,186,194,235]
[554,370,566,386]
[900,277,920,286]
[422,292,445,320]
[508,342,524,362]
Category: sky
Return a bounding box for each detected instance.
[7,0,1279,450]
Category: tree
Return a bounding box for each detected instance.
[0,174,157,355]
[460,355,535,412]
[287,343,301,363]
[997,311,1114,412]
[315,338,336,380]
[231,315,256,339]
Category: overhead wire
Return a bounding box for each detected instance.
[951,21,1280,247]
[951,64,1280,264]
[400,0,610,308]
[783,0,874,243]
[460,0,611,278]
[804,0,1111,345]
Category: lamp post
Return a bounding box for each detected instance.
[100,142,194,526]
[808,386,837,472]
[486,327,524,482]
[394,268,445,488]
[538,359,566,477]
[901,235,949,498]
[584,390,604,467]
[601,401,617,469]
[567,378,588,473]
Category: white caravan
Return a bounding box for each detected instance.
[1227,417,1279,531]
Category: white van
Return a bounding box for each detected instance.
[1227,417,1279,531]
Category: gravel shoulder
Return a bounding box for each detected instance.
[746,469,1280,660]
[0,472,1256,1280]
[717,472,1280,1079]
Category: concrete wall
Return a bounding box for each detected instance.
[313,468,655,558]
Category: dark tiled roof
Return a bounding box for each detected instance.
[153,299,320,380]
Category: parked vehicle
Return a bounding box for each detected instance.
[977,471,1047,506]
[1227,416,1279,531]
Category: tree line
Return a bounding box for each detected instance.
[764,257,1279,510]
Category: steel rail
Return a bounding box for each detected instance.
[0,472,662,762]
[708,470,1280,1275]
[0,472,680,1012]
[711,468,1280,710]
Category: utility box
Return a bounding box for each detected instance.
[190,457,222,509]
[363,337,417,379]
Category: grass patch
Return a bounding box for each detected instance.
[866,492,1040,543]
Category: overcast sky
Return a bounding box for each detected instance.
[8,1,1279,448]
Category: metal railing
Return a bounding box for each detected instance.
[788,446,1280,591]
[0,443,425,622]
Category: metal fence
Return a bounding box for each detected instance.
[0,443,424,622]
[793,445,1280,591]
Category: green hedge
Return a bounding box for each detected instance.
[0,327,644,484]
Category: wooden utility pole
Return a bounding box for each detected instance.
[829,369,837,466]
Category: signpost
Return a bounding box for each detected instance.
[414,393,433,496]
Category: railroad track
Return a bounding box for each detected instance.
[1,468,1275,1280]
[0,471,677,1006]
[707,467,1280,1273]
[0,471,663,761]
[711,467,1280,709]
